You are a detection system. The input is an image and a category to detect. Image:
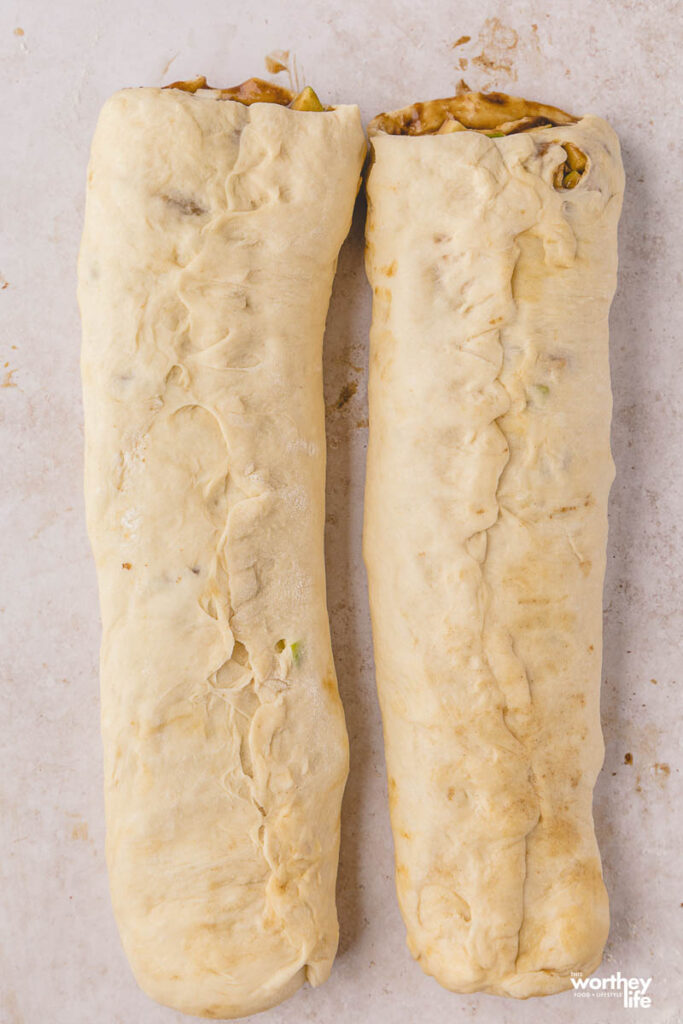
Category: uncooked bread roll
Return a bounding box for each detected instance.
[364,91,624,998]
[78,80,365,1018]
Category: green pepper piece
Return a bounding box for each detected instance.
[290,86,324,111]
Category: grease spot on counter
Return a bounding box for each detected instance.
[71,821,89,841]
[450,18,551,91]
[263,49,300,92]
[265,53,288,74]
[332,381,357,411]
[160,52,179,77]
[472,18,519,79]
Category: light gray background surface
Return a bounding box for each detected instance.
[1,0,681,1021]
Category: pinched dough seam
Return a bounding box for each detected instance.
[473,232,541,986]
[475,155,581,986]
[168,110,311,963]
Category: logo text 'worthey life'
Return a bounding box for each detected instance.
[571,972,653,1008]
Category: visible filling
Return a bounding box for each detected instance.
[552,141,587,190]
[165,75,326,111]
[369,90,576,136]
[370,90,587,190]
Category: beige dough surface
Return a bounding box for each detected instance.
[78,87,365,1018]
[364,115,624,997]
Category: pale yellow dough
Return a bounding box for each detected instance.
[78,88,365,1018]
[364,115,624,997]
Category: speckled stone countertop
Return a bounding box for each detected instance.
[1,1,680,1022]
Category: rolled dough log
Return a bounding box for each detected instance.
[364,100,623,997]
[79,86,365,1018]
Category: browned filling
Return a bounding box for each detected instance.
[552,141,588,189]
[369,90,575,136]
[369,90,587,190]
[165,76,327,111]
